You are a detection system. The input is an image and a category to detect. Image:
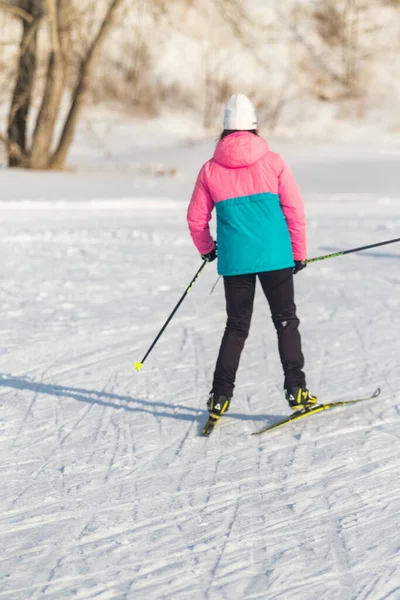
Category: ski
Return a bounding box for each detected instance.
[252,387,381,435]
[201,414,221,437]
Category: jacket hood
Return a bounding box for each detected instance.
[213,132,269,168]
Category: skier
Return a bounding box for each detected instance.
[187,93,318,424]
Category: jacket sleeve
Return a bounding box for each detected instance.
[187,164,215,255]
[277,157,307,260]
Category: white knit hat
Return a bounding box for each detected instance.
[223,93,258,130]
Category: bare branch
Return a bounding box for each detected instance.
[212,1,283,74]
[0,131,28,166]
[20,12,45,56]
[46,0,60,53]
[0,1,34,22]
[275,7,343,85]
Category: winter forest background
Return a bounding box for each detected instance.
[0,0,400,170]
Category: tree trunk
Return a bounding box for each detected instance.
[7,1,42,167]
[50,0,124,169]
[30,0,70,169]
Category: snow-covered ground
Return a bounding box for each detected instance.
[1,139,400,599]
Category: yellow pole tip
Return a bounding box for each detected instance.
[134,362,143,371]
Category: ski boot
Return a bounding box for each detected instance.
[285,387,318,411]
[202,393,231,436]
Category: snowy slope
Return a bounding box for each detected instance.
[0,142,399,599]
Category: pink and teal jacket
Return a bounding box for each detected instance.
[187,132,306,276]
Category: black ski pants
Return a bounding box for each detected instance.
[212,268,305,398]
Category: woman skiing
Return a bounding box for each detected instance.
[187,93,317,425]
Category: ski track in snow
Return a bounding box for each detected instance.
[0,149,400,599]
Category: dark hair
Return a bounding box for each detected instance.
[219,129,258,141]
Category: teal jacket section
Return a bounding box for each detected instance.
[216,192,295,276]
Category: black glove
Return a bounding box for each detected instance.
[293,260,307,275]
[201,242,217,262]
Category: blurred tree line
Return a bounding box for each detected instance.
[0,0,399,169]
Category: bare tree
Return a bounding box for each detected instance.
[1,0,125,169]
[6,1,43,166]
[51,0,124,169]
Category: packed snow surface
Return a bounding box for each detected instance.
[1,140,399,599]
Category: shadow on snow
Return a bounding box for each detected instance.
[0,374,278,424]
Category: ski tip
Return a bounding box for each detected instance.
[372,387,381,398]
[201,416,219,437]
[134,362,143,372]
[201,423,212,436]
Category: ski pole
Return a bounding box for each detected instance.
[134,261,207,371]
[307,236,400,264]
[210,275,221,295]
[210,236,400,293]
